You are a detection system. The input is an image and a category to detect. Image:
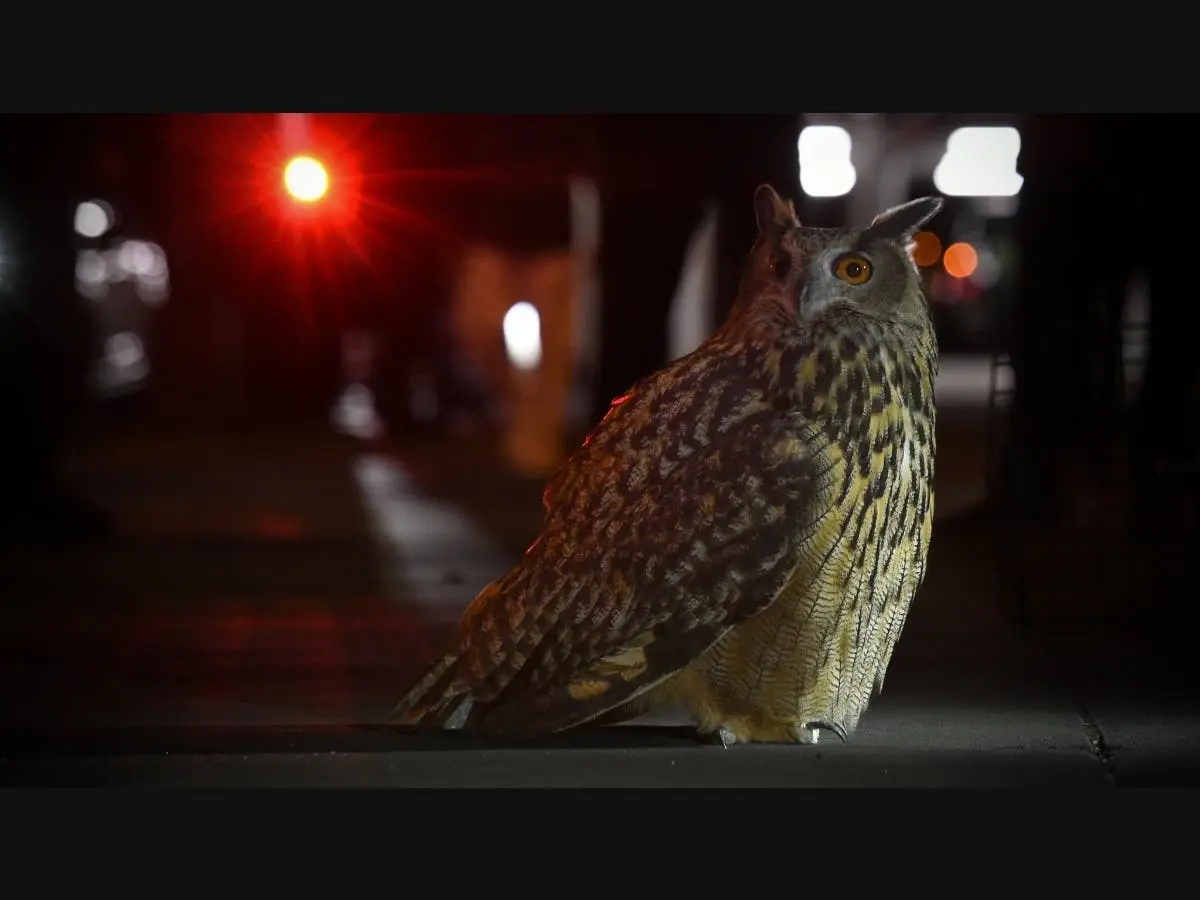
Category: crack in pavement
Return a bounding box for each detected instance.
[1076,700,1116,785]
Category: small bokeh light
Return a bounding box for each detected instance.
[911,230,942,268]
[74,200,114,238]
[943,242,979,279]
[503,301,543,372]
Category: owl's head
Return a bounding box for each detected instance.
[732,184,943,331]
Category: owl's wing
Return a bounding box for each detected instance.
[393,349,837,736]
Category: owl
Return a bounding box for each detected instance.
[391,184,943,746]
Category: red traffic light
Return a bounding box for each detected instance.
[283,155,329,203]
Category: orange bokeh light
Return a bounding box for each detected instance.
[910,230,942,268]
[943,242,978,279]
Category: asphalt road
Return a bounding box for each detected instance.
[1,384,1197,787]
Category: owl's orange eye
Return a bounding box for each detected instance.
[833,254,872,285]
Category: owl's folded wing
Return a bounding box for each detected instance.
[394,351,839,736]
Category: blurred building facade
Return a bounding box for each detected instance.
[32,113,1183,519]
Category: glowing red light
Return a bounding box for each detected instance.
[283,155,329,203]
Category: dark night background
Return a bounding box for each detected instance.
[0,113,1195,787]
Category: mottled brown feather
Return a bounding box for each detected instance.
[394,338,834,735]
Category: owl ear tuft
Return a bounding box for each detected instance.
[865,196,944,242]
[754,184,798,236]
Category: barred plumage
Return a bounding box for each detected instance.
[392,184,942,745]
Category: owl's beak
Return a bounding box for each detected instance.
[806,720,848,743]
[796,285,837,322]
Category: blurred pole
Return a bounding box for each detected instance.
[567,176,601,425]
[666,204,718,362]
[1004,115,1135,524]
[1004,116,1085,521]
[216,301,245,422]
[590,185,701,418]
[845,114,886,227]
[1127,118,1200,528]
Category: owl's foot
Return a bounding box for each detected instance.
[699,717,844,746]
[796,720,847,744]
[695,724,740,749]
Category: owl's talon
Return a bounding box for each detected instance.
[805,720,847,743]
[718,726,737,749]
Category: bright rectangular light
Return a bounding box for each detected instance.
[798,126,856,198]
[933,127,1024,197]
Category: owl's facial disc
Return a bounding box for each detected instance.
[796,245,876,320]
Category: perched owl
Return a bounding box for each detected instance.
[392,184,943,746]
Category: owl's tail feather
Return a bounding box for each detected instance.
[389,652,474,730]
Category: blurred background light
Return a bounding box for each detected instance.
[969,245,1003,288]
[74,199,114,238]
[798,126,856,198]
[75,249,109,299]
[933,127,1024,197]
[911,230,943,268]
[104,331,144,369]
[502,301,542,371]
[283,156,329,203]
[943,241,979,279]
